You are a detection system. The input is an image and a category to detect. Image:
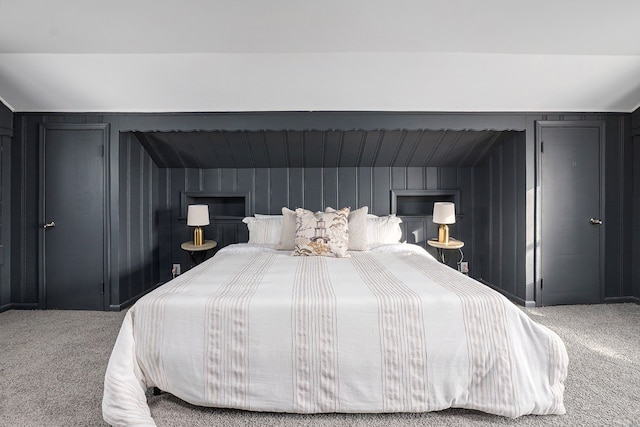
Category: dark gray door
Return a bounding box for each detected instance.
[538,122,604,305]
[40,124,107,310]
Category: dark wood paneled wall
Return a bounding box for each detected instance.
[7,111,636,309]
[472,132,527,304]
[162,166,474,275]
[0,101,12,311]
[0,102,11,131]
[117,132,163,308]
[603,115,634,300]
[632,107,640,300]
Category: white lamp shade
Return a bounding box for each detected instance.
[432,202,456,224]
[187,205,210,226]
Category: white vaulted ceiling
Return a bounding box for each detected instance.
[1,0,640,113]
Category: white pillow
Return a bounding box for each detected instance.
[254,214,283,219]
[325,206,368,251]
[242,216,283,245]
[366,214,403,246]
[292,207,350,258]
[276,207,298,250]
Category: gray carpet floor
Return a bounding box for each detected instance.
[1,303,639,426]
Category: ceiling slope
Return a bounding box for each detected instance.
[1,0,640,112]
[133,129,513,169]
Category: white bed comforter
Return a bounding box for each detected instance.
[103,243,567,426]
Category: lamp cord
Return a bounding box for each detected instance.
[449,235,464,265]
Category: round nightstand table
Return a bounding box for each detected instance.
[427,238,464,265]
[181,240,217,267]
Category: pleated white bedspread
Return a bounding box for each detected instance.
[103,243,567,426]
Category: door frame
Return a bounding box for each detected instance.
[535,120,605,306]
[38,123,111,310]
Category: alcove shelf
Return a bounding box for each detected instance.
[391,189,461,217]
[179,191,251,220]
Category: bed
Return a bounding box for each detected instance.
[102,208,568,426]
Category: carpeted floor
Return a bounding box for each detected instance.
[1,303,639,426]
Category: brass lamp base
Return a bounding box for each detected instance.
[437,224,450,244]
[193,226,204,246]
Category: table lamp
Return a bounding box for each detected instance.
[187,204,210,246]
[433,202,455,244]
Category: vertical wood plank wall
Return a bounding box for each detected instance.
[6,111,637,309]
[0,102,11,311]
[118,132,162,308]
[472,132,527,303]
[603,115,633,300]
[632,109,640,299]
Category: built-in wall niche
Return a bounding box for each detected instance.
[391,190,461,217]
[180,191,250,220]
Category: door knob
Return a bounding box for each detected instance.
[43,221,56,229]
[589,218,603,225]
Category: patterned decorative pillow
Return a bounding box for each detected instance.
[325,206,368,251]
[292,207,350,257]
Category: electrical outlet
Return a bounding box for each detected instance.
[172,263,181,278]
[458,261,469,274]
